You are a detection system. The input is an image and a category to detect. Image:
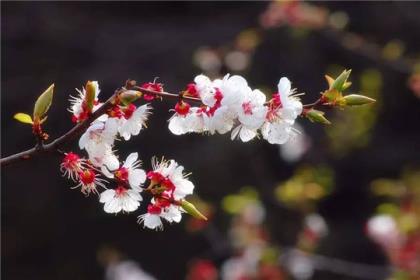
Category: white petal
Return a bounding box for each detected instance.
[121,196,140,212]
[278,77,291,97]
[253,89,266,105]
[101,165,115,178]
[142,214,163,230]
[123,152,138,169]
[99,189,115,203]
[104,198,122,213]
[78,132,88,150]
[128,169,146,188]
[126,189,143,201]
[104,153,119,171]
[96,114,108,122]
[239,127,257,142]
[231,125,241,140]
[173,179,194,199]
[162,205,182,223]
[168,115,186,135]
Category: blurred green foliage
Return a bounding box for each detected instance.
[275,165,334,211]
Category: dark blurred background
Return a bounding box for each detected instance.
[2,2,420,280]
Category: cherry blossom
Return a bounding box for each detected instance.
[103,152,147,189]
[99,185,143,214]
[60,152,86,181]
[137,158,194,230]
[73,168,107,196]
[261,77,303,144]
[117,104,151,141]
[168,107,205,135]
[79,119,119,172]
[137,197,184,231]
[231,88,268,142]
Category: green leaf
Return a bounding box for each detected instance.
[331,69,351,91]
[325,75,335,89]
[14,112,33,124]
[33,83,54,119]
[180,200,208,220]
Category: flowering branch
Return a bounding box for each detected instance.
[1,86,199,167]
[2,70,375,230]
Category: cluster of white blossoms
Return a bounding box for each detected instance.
[60,74,304,230]
[11,69,371,230]
[169,74,303,144]
[62,81,197,230]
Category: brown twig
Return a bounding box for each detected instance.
[0,85,203,167]
[134,86,202,103]
[1,92,119,167]
[302,98,322,109]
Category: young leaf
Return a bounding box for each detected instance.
[33,84,54,119]
[331,69,351,92]
[325,75,335,89]
[14,113,33,124]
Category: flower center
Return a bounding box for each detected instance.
[108,106,123,118]
[63,152,80,169]
[80,169,95,185]
[115,167,129,182]
[242,101,253,115]
[272,93,283,108]
[147,204,162,215]
[123,104,136,119]
[115,186,127,197]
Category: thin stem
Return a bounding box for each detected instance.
[0,92,119,167]
[302,98,323,109]
[134,86,202,103]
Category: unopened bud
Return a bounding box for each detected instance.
[343,94,376,106]
[85,81,98,111]
[175,100,191,116]
[305,109,331,125]
[180,200,208,221]
[120,90,142,105]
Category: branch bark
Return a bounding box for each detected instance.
[0,85,201,167]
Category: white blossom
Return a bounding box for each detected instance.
[231,89,268,142]
[118,104,151,141]
[168,107,205,135]
[103,152,146,189]
[261,77,303,144]
[99,186,143,214]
